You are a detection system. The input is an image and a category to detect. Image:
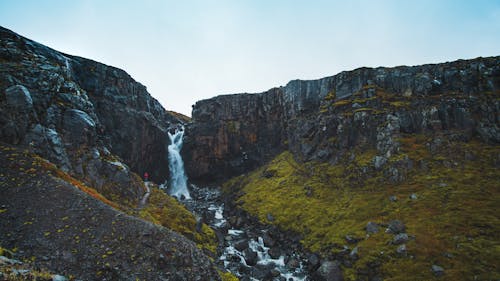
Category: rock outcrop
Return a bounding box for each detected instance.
[184,56,500,182]
[0,26,183,197]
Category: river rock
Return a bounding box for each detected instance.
[268,247,281,259]
[234,239,249,252]
[262,232,276,247]
[243,248,258,266]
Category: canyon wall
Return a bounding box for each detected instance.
[184,56,500,182]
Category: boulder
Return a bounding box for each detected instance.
[5,85,33,111]
[392,233,409,245]
[431,264,445,277]
[243,248,258,266]
[386,220,406,234]
[234,239,249,252]
[366,221,380,234]
[313,260,343,281]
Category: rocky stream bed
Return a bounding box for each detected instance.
[182,185,310,281]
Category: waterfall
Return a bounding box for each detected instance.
[167,127,191,199]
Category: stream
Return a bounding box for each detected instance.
[182,184,309,281]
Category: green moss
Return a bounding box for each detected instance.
[136,187,218,254]
[223,138,500,280]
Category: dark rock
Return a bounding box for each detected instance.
[243,248,258,266]
[268,247,281,259]
[366,221,379,234]
[392,233,409,244]
[5,85,33,110]
[262,233,276,247]
[386,220,406,234]
[286,257,301,269]
[183,56,500,184]
[270,269,281,277]
[307,253,321,271]
[431,264,445,277]
[234,239,249,252]
[389,195,398,202]
[313,260,343,281]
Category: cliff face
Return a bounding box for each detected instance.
[185,88,287,182]
[184,56,500,182]
[0,26,221,280]
[0,26,182,189]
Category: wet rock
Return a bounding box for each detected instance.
[307,253,321,271]
[386,220,406,234]
[234,239,249,252]
[366,221,379,234]
[262,232,276,247]
[268,247,281,259]
[270,268,281,277]
[313,260,343,281]
[431,264,445,277]
[286,257,301,269]
[243,248,258,266]
[392,233,409,245]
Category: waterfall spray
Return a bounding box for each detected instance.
[167,127,191,199]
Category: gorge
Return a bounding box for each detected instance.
[0,25,499,281]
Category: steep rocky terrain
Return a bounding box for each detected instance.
[186,56,500,280]
[0,26,223,280]
[184,57,499,183]
[0,143,220,280]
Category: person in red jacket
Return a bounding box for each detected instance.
[143,172,149,182]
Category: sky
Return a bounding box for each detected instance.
[1,0,499,116]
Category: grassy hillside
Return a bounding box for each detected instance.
[223,136,500,280]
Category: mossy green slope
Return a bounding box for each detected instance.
[224,137,500,280]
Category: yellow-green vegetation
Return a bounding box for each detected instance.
[0,246,54,281]
[135,187,218,255]
[218,270,240,281]
[224,137,500,280]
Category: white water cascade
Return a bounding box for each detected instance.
[167,127,191,199]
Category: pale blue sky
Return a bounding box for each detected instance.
[1,0,499,115]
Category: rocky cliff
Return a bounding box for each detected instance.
[0,25,181,187]
[0,26,222,280]
[185,56,500,182]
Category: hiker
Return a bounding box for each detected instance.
[144,172,149,182]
